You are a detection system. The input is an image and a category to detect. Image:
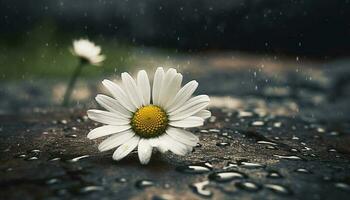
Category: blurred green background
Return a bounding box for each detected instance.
[0,20,134,79]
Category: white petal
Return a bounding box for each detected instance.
[147,137,159,147]
[87,125,131,139]
[164,73,183,109]
[137,70,151,105]
[166,80,198,112]
[122,73,144,108]
[90,55,105,66]
[152,67,164,105]
[95,94,132,118]
[169,95,210,121]
[148,137,168,153]
[159,134,189,156]
[169,116,204,128]
[102,79,136,112]
[137,139,153,164]
[162,73,183,108]
[87,109,129,125]
[112,136,140,161]
[166,127,199,146]
[158,68,177,106]
[194,110,211,119]
[98,130,135,152]
[158,134,169,153]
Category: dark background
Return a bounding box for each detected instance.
[1,0,349,57]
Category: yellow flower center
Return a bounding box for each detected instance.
[131,105,168,138]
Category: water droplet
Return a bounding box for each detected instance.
[273,155,302,160]
[238,161,265,168]
[316,127,325,133]
[6,167,13,172]
[208,171,246,182]
[328,131,340,136]
[266,145,278,150]
[26,156,39,161]
[257,141,277,146]
[204,162,213,168]
[222,132,228,136]
[223,162,238,169]
[60,119,68,124]
[176,164,212,174]
[31,149,41,153]
[190,180,212,197]
[69,155,90,162]
[335,182,350,190]
[292,136,299,140]
[49,157,61,161]
[238,111,253,117]
[328,148,337,152]
[115,177,127,183]
[309,153,317,157]
[290,148,299,153]
[251,121,264,126]
[46,178,60,184]
[135,180,154,189]
[209,129,220,133]
[14,154,27,158]
[295,168,311,174]
[79,186,103,193]
[273,122,282,128]
[65,134,77,138]
[265,184,292,195]
[236,181,261,191]
[216,142,230,147]
[267,171,283,178]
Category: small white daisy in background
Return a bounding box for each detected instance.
[87,67,211,164]
[62,39,105,106]
[71,39,105,66]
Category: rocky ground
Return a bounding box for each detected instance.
[0,53,350,199]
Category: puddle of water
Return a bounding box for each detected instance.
[190,180,212,197]
[176,164,212,174]
[265,184,292,195]
[236,181,261,192]
[208,171,246,182]
[273,155,302,160]
[267,171,283,179]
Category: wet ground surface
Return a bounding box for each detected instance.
[1,54,350,199]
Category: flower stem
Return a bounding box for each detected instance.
[62,61,85,107]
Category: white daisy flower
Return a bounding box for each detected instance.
[72,39,105,66]
[87,67,211,164]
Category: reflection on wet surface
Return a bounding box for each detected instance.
[1,57,350,199]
